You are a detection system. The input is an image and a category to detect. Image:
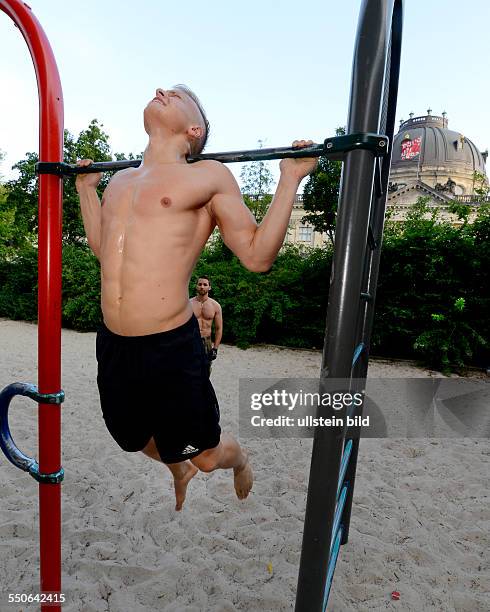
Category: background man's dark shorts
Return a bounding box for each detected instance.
[96,314,221,463]
[201,336,213,375]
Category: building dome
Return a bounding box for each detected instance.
[389,112,487,196]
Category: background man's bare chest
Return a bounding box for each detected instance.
[192,300,215,320]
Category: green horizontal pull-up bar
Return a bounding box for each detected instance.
[35,133,388,176]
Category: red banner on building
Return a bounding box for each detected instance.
[401,136,422,160]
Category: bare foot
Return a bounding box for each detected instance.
[233,452,253,500]
[173,463,198,511]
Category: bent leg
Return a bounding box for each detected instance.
[190,433,253,500]
[141,437,198,510]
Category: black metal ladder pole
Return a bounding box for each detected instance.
[294,2,398,611]
[341,0,404,546]
[294,149,375,612]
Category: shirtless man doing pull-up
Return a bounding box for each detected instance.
[76,85,317,510]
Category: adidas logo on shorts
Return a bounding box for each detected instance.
[182,444,199,455]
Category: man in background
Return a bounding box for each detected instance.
[191,276,222,375]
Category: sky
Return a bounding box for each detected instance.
[0,0,489,190]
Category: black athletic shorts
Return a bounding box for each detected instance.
[96,314,221,463]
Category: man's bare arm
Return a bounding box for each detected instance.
[75,159,103,259]
[213,303,223,348]
[208,141,318,272]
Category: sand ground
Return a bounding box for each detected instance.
[0,318,488,611]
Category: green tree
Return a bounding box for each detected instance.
[240,140,275,223]
[62,120,112,244]
[4,152,39,247]
[211,140,275,260]
[0,146,39,322]
[448,200,471,224]
[2,119,129,247]
[301,126,345,246]
[449,170,490,221]
[0,149,16,259]
[473,170,489,201]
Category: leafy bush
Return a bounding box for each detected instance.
[413,298,486,372]
[192,243,331,348]
[62,245,102,330]
[0,201,487,372]
[0,243,38,321]
[374,199,489,369]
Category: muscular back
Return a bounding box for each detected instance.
[99,161,217,335]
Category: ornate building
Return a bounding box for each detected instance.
[387,110,488,221]
[284,193,328,247]
[285,110,488,245]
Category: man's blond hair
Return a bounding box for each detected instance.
[174,84,210,156]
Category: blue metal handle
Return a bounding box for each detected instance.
[352,342,365,367]
[0,382,64,484]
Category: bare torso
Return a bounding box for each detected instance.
[190,297,220,337]
[99,161,217,335]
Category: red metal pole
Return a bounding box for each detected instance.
[0,2,64,610]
